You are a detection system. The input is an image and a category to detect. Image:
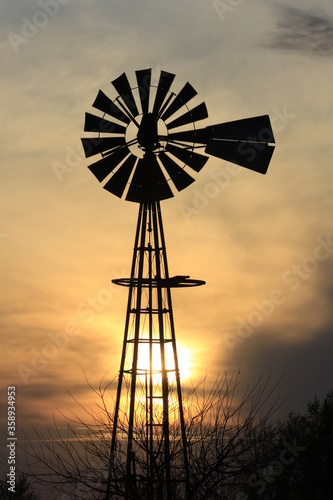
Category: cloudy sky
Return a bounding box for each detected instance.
[1,0,333,475]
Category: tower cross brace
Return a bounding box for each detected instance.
[106,201,203,499]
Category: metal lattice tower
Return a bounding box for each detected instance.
[81,68,275,499]
[109,199,204,499]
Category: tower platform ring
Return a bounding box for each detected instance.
[112,276,206,288]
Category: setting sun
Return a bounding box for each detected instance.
[136,341,192,381]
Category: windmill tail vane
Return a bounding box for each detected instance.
[81,68,275,499]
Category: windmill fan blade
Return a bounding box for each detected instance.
[84,113,127,134]
[126,155,174,202]
[135,68,151,115]
[165,144,208,172]
[103,154,137,198]
[158,152,195,191]
[167,128,209,144]
[205,140,275,174]
[92,90,130,124]
[161,82,197,121]
[152,71,176,116]
[208,115,275,144]
[166,102,208,130]
[81,137,126,158]
[111,72,139,117]
[88,147,130,182]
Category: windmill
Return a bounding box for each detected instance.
[81,68,275,499]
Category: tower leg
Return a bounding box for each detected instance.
[105,205,144,500]
[156,203,190,498]
[106,202,190,500]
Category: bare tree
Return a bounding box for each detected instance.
[0,474,40,499]
[23,371,283,499]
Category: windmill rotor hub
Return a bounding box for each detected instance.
[137,112,159,151]
[125,114,168,160]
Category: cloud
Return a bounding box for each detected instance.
[240,322,333,417]
[1,0,332,449]
[221,258,333,417]
[263,6,333,57]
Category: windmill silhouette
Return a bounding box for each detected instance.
[81,68,275,499]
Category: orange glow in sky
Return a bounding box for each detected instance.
[136,342,193,382]
[1,2,333,464]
